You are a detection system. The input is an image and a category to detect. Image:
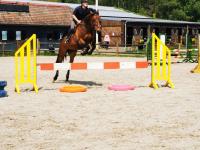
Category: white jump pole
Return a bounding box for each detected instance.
[95,0,99,49]
[95,0,98,11]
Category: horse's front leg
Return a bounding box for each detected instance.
[66,51,77,82]
[88,40,96,55]
[88,33,96,55]
[81,44,91,56]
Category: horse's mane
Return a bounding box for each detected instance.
[83,11,99,24]
[72,12,99,34]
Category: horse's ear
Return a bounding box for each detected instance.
[90,10,95,14]
[90,9,99,15]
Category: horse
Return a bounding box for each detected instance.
[53,11,101,82]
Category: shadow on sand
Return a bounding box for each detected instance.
[58,80,103,87]
[40,80,103,91]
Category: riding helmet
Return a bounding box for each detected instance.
[81,0,88,3]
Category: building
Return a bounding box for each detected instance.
[0,0,72,50]
[0,0,200,51]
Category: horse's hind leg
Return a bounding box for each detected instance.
[53,70,59,82]
[66,51,77,82]
[53,54,65,82]
[66,70,70,82]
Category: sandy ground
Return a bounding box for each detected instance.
[0,56,200,150]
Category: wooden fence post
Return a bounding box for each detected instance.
[116,42,119,56]
[191,34,200,73]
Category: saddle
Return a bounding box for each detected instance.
[65,29,75,43]
[65,23,81,43]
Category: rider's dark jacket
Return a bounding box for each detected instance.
[73,6,96,23]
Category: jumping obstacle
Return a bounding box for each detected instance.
[149,33,174,89]
[38,61,148,70]
[191,35,200,73]
[15,33,174,92]
[15,34,38,93]
[0,81,7,97]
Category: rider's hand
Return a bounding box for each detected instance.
[77,20,81,24]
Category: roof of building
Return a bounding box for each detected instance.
[0,0,73,26]
[65,3,150,19]
[65,3,200,25]
[104,17,200,26]
[0,0,200,26]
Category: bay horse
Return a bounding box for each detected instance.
[53,11,101,82]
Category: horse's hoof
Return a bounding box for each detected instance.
[81,52,87,56]
[81,50,88,56]
[87,50,94,55]
[53,78,57,83]
[65,77,70,82]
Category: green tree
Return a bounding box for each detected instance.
[45,0,200,22]
[186,1,200,21]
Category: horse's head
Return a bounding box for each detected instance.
[84,11,101,32]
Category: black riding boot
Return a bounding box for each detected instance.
[66,29,74,43]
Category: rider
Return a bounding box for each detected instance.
[66,0,96,41]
